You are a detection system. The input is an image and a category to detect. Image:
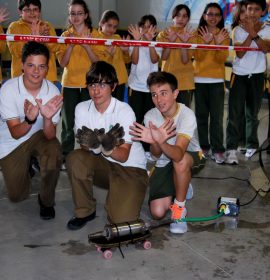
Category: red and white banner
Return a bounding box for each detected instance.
[0,33,260,52]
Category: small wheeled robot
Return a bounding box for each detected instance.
[88,219,152,259]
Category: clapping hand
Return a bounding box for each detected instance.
[36,95,63,120]
[24,99,39,122]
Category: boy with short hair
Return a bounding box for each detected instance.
[130,71,205,234]
[66,61,148,230]
[0,41,63,219]
[226,0,270,164]
[7,0,59,83]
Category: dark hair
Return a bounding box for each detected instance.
[246,0,266,11]
[99,10,119,29]
[18,0,41,11]
[172,4,191,19]
[22,41,50,63]
[138,14,157,27]
[67,0,92,31]
[86,61,118,88]
[232,0,247,29]
[147,71,178,91]
[198,2,224,29]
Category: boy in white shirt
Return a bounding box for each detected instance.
[130,71,205,234]
[226,0,270,164]
[66,61,148,230]
[0,41,63,220]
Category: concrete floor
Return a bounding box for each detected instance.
[0,96,270,280]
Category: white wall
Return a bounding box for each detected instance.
[0,0,118,28]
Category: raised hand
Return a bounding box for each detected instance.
[129,122,155,144]
[149,119,176,145]
[31,20,41,35]
[198,26,214,44]
[214,28,229,45]
[39,22,50,36]
[76,126,101,150]
[24,99,39,122]
[0,7,9,23]
[177,25,195,43]
[128,24,141,40]
[36,95,63,120]
[144,25,157,41]
[164,27,178,42]
[101,123,125,156]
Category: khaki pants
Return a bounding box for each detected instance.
[0,131,62,206]
[66,149,148,223]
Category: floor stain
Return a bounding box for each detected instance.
[24,244,51,248]
[60,240,93,255]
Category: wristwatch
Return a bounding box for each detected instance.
[253,35,260,42]
[24,116,37,125]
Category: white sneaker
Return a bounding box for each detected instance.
[245,148,256,158]
[225,149,238,165]
[169,204,187,234]
[211,152,225,164]
[186,184,193,200]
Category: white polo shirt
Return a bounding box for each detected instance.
[232,25,270,75]
[144,103,201,167]
[75,97,146,170]
[0,75,61,159]
[128,46,161,92]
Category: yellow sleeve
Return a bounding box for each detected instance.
[215,38,230,63]
[0,26,6,54]
[7,21,25,59]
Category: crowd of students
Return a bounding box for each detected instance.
[0,0,269,235]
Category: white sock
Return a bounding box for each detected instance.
[174,199,186,208]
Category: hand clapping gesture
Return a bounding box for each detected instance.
[177,25,195,43]
[198,26,214,44]
[214,28,229,45]
[24,99,40,122]
[35,95,63,120]
[165,27,178,42]
[130,119,176,144]
[128,24,141,40]
[143,25,157,41]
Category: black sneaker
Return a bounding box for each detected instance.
[38,195,55,220]
[67,211,96,230]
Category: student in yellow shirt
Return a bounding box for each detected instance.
[0,7,9,87]
[96,10,130,101]
[193,2,229,164]
[7,0,58,83]
[156,4,195,107]
[57,0,100,167]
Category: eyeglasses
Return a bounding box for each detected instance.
[205,13,221,18]
[69,12,85,17]
[88,82,111,90]
[22,7,40,13]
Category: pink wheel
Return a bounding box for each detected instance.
[143,240,151,250]
[103,250,113,259]
[95,245,102,253]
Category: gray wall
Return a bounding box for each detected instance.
[0,0,150,29]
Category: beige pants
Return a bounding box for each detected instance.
[66,149,148,223]
[0,131,62,206]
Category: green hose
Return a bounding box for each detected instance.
[177,210,225,222]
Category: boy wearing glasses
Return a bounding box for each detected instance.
[0,41,63,220]
[130,71,205,234]
[226,0,270,164]
[66,61,148,230]
[7,0,59,83]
